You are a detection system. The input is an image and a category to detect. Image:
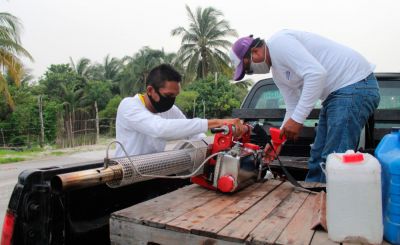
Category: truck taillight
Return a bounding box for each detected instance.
[1,210,15,245]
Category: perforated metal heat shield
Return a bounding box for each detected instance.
[107,140,208,188]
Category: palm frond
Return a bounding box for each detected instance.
[0,12,21,43]
[0,49,23,86]
[0,38,33,61]
[171,6,237,79]
[0,73,15,109]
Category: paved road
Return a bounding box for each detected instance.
[0,136,214,233]
[0,147,116,230]
[0,139,190,232]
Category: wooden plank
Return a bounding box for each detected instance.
[247,188,310,245]
[165,182,281,233]
[165,193,239,233]
[310,230,337,245]
[110,217,242,245]
[310,191,327,231]
[275,192,320,245]
[112,184,208,224]
[217,182,294,243]
[191,180,283,237]
[144,189,221,228]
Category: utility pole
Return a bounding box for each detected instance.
[38,95,45,147]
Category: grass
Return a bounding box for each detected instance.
[50,151,65,156]
[0,157,25,164]
[0,136,116,164]
[0,147,43,156]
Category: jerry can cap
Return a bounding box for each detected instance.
[391,127,400,133]
[342,153,364,164]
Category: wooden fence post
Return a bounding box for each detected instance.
[38,95,45,147]
[1,128,5,148]
[95,101,99,144]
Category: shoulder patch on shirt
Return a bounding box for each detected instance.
[285,71,291,80]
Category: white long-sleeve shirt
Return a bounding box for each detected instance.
[115,95,207,157]
[267,30,375,124]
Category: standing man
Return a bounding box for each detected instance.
[115,64,245,157]
[230,30,380,182]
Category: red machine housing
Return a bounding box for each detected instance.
[191,125,286,193]
[191,124,252,191]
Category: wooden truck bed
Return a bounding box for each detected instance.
[110,180,335,245]
[110,180,392,245]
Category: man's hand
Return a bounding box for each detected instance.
[208,118,246,137]
[222,118,246,137]
[281,118,303,140]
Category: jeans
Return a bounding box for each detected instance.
[305,73,380,183]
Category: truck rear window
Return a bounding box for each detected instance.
[249,84,322,109]
[248,79,399,110]
[378,83,400,109]
[248,84,321,127]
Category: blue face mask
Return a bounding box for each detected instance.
[250,45,270,74]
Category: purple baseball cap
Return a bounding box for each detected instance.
[229,36,254,81]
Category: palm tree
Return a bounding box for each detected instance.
[171,5,237,80]
[118,47,175,96]
[103,54,122,81]
[60,83,85,147]
[69,57,91,81]
[83,55,122,94]
[0,12,33,110]
[233,79,254,90]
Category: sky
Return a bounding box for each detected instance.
[2,0,400,81]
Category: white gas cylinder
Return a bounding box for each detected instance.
[325,150,383,244]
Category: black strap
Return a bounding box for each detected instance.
[268,141,326,192]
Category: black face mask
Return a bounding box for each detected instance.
[148,90,176,113]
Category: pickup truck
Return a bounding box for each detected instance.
[2,73,399,245]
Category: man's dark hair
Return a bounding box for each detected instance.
[146,64,182,90]
[245,35,264,59]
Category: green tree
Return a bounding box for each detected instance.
[38,64,84,101]
[42,100,62,143]
[60,83,86,146]
[103,54,122,81]
[4,83,39,146]
[99,95,122,136]
[86,55,122,95]
[69,57,91,82]
[118,47,176,96]
[175,90,199,117]
[233,79,253,90]
[0,12,33,110]
[83,80,112,110]
[99,95,122,120]
[187,75,246,118]
[171,5,237,80]
[60,83,85,113]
